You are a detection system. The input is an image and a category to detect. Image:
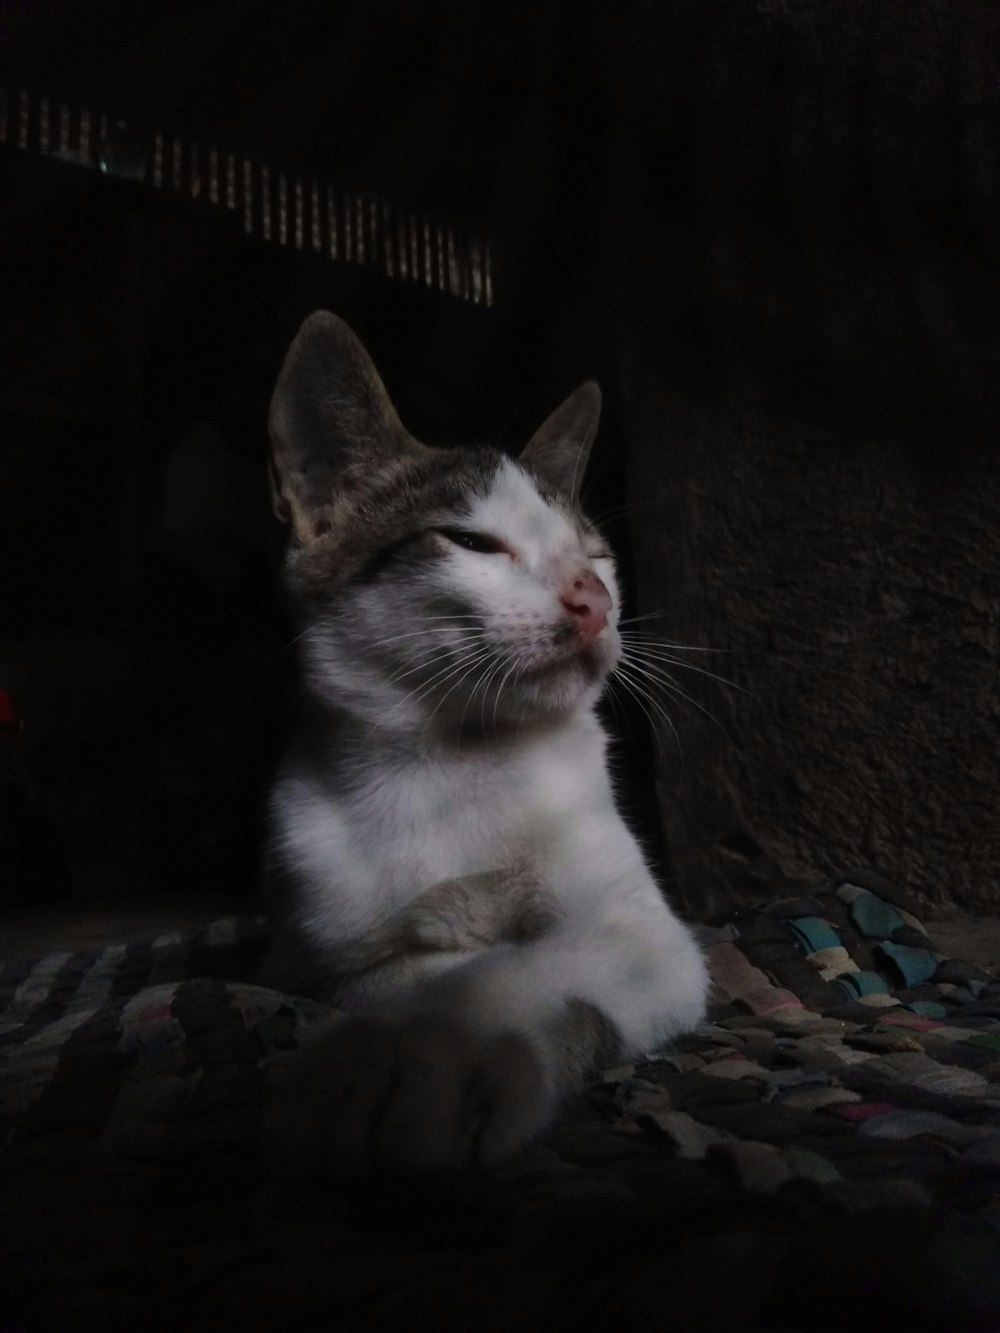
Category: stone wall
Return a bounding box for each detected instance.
[611,1,1000,917]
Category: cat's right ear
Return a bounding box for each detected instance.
[519,382,602,502]
[268,312,411,544]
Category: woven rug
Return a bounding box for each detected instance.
[2,870,1000,1331]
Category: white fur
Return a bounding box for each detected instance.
[270,456,708,1171]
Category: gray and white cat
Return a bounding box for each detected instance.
[263,312,707,1172]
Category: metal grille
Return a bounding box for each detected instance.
[0,84,494,306]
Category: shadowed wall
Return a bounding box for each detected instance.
[611,1,1000,916]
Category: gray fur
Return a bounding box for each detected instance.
[519,381,602,501]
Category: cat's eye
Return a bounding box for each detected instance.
[437,527,508,555]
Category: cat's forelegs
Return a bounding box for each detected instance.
[277,887,707,1173]
[279,1008,551,1173]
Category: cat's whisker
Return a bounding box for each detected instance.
[492,657,522,732]
[627,657,742,702]
[469,651,509,732]
[380,635,483,689]
[412,645,494,702]
[377,645,494,731]
[296,619,479,661]
[618,636,729,661]
[478,652,514,733]
[600,673,630,738]
[620,642,753,696]
[621,653,726,735]
[429,646,501,737]
[613,661,686,755]
[372,623,484,640]
[608,665,668,756]
[280,628,310,655]
[376,658,487,746]
[617,621,728,650]
[616,611,675,626]
[618,640,726,660]
[458,650,501,725]
[619,649,741,747]
[366,622,486,651]
[472,663,493,731]
[620,633,732,662]
[614,659,681,732]
[587,499,661,526]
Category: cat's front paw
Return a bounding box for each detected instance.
[278,1012,553,1174]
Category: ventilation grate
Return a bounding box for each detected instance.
[0,83,494,306]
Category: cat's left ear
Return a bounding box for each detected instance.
[518,382,601,501]
[268,311,418,545]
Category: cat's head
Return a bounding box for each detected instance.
[269,312,620,732]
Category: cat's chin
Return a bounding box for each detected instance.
[536,633,618,684]
[510,646,615,716]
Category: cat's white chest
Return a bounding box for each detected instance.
[276,716,609,941]
[368,767,510,891]
[358,721,604,884]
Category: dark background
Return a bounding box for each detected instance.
[0,0,632,910]
[2,1,999,918]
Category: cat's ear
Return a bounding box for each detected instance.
[268,311,417,543]
[518,382,601,501]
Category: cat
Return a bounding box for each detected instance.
[262,311,708,1173]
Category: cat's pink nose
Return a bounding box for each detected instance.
[561,569,611,641]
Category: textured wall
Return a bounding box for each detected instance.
[611,1,1000,916]
[621,390,1000,918]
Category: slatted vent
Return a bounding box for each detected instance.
[0,84,493,306]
